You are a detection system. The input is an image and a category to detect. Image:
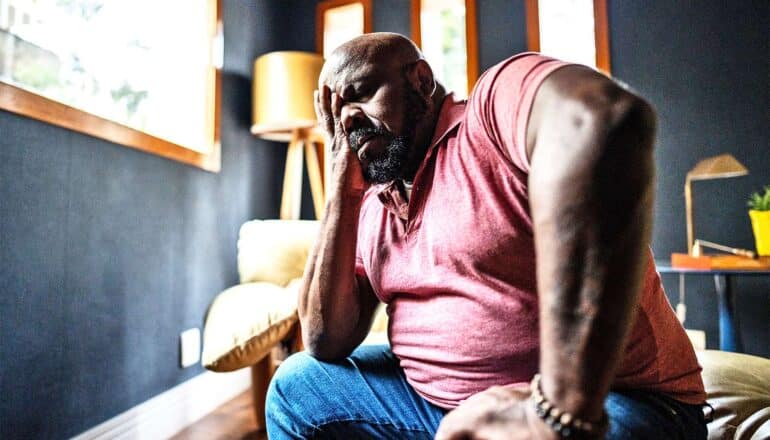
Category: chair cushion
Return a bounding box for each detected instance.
[697,350,770,440]
[202,281,299,372]
[238,220,319,286]
[361,303,390,345]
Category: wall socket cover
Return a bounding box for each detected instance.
[180,327,201,368]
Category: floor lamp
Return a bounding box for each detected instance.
[251,51,325,220]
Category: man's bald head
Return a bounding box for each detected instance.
[320,33,424,87]
[315,33,445,184]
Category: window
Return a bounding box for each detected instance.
[316,0,372,59]
[412,0,478,98]
[0,0,222,171]
[526,0,610,74]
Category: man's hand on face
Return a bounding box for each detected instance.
[315,85,369,199]
[434,385,558,440]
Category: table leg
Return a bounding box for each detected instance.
[714,274,743,352]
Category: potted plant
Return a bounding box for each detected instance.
[748,186,770,256]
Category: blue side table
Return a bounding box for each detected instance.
[655,260,770,352]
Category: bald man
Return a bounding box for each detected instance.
[266,33,706,439]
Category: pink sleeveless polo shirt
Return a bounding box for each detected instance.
[354,53,705,409]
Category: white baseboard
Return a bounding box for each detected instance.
[71,368,251,440]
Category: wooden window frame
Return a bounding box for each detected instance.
[411,0,479,94]
[525,0,611,74]
[316,0,373,57]
[0,0,223,172]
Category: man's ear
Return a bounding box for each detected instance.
[407,59,436,98]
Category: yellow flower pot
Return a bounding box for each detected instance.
[749,210,770,256]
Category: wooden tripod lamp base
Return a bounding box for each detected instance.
[280,128,325,220]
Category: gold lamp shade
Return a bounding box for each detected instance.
[251,51,323,141]
[687,154,748,181]
[685,154,749,254]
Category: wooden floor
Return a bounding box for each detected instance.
[171,391,267,440]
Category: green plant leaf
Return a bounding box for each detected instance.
[748,186,770,211]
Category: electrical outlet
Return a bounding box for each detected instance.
[180,327,201,368]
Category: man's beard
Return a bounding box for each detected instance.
[348,86,427,184]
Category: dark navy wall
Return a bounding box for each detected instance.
[0,0,314,438]
[477,0,528,71]
[373,0,411,36]
[609,1,769,356]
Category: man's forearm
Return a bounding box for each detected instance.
[298,192,371,360]
[529,89,657,421]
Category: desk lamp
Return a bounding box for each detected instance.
[251,51,325,220]
[685,154,748,255]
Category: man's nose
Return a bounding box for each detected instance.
[340,103,367,134]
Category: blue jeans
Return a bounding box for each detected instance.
[266,345,707,439]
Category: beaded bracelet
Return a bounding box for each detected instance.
[529,374,608,438]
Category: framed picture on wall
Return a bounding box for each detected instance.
[0,0,223,171]
[316,0,372,59]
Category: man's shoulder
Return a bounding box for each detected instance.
[463,52,572,172]
[474,52,564,94]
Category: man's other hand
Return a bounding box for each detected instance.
[434,385,557,440]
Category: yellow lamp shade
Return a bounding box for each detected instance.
[251,51,324,141]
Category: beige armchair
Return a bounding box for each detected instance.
[201,219,388,430]
[697,350,770,439]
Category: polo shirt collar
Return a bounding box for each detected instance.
[374,93,466,220]
[428,92,465,150]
